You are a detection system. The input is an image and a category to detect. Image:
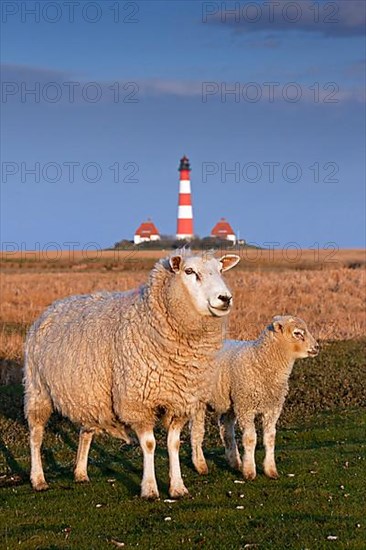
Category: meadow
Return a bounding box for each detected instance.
[0,249,365,548]
[1,248,365,380]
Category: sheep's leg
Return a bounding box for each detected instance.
[26,395,52,491]
[190,407,208,475]
[239,415,257,480]
[29,424,49,491]
[168,417,189,498]
[74,427,94,483]
[262,411,281,479]
[219,410,241,471]
[134,426,159,499]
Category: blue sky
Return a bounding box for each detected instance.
[1,0,365,250]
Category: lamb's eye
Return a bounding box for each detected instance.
[185,268,194,275]
[293,330,305,340]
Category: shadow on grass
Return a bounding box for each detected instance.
[0,436,27,486]
[43,417,178,496]
[0,384,28,485]
[0,386,141,495]
[40,419,144,496]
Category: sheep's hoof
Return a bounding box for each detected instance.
[194,462,209,475]
[141,481,159,500]
[169,483,189,499]
[141,492,160,500]
[225,449,242,471]
[265,469,279,479]
[243,470,256,481]
[228,457,242,471]
[32,480,49,492]
[74,473,90,483]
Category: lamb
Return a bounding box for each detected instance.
[24,250,240,498]
[190,315,319,480]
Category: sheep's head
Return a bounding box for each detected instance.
[169,252,240,317]
[271,315,319,359]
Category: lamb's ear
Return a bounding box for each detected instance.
[272,316,284,333]
[219,254,240,272]
[169,255,183,273]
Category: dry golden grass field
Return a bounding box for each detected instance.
[0,248,365,383]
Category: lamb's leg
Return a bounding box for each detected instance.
[26,395,52,491]
[167,417,189,498]
[134,426,159,499]
[74,427,94,483]
[239,414,257,480]
[190,406,208,475]
[219,410,241,471]
[262,411,281,479]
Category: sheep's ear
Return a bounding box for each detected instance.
[219,254,240,272]
[272,316,284,333]
[169,255,182,273]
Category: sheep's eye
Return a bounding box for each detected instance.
[185,267,201,281]
[293,330,305,340]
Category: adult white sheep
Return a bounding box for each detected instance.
[190,315,319,480]
[24,250,240,498]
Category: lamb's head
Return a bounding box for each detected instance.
[271,315,319,359]
[169,252,240,317]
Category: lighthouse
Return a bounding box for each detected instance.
[176,155,194,240]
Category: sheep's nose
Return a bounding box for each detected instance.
[309,342,320,356]
[218,295,232,306]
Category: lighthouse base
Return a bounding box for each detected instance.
[176,234,194,240]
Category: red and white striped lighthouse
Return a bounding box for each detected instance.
[176,155,194,240]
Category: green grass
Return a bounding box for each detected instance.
[1,340,365,549]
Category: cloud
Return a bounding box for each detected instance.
[1,64,72,83]
[203,0,365,37]
[344,59,366,78]
[1,64,364,104]
[0,64,202,101]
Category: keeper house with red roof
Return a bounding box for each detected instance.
[134,219,161,245]
[210,218,236,244]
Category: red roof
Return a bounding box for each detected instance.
[135,219,160,237]
[211,218,235,237]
